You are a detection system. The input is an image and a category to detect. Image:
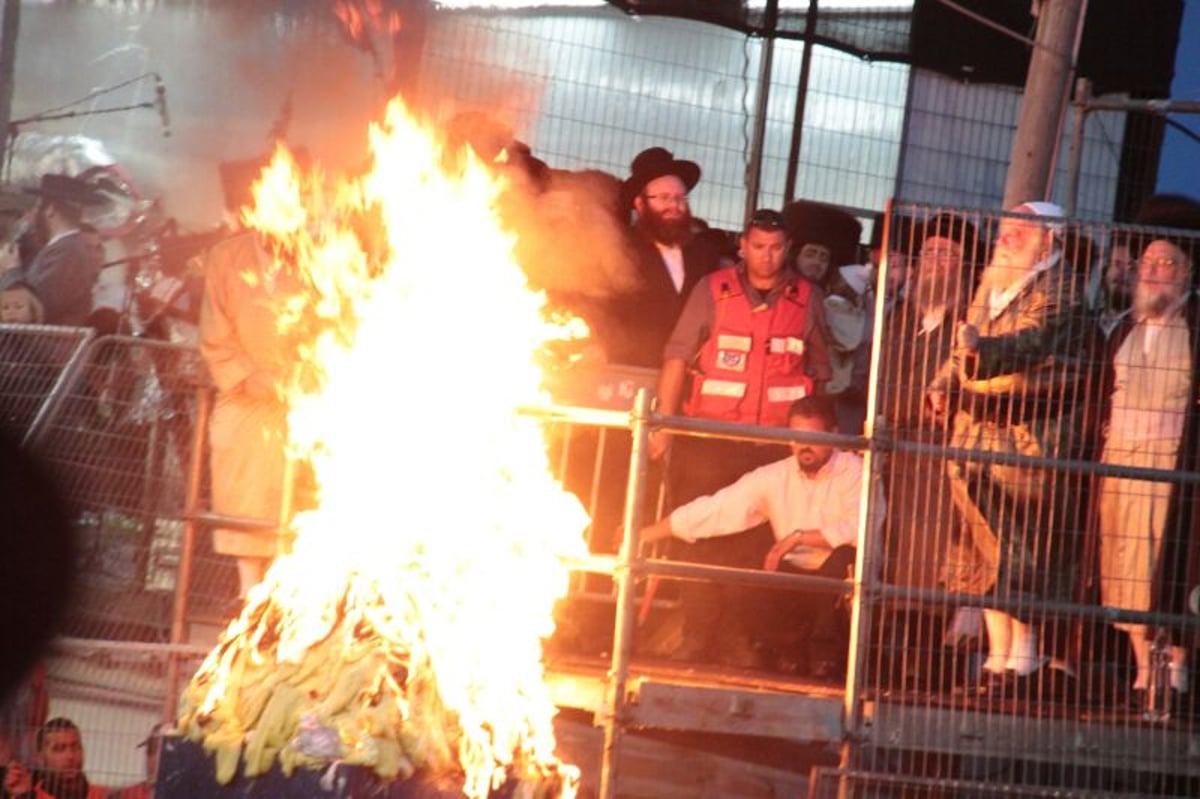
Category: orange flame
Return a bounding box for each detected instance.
[180,98,587,798]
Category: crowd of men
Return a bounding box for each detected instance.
[1,137,1198,735]
[563,144,1200,711]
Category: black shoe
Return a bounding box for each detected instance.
[957,669,1007,699]
[1010,663,1075,704]
[1128,688,1148,714]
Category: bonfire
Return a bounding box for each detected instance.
[177,99,589,799]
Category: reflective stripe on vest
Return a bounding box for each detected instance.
[699,379,747,398]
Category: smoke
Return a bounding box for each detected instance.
[502,166,639,302]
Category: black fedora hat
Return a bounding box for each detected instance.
[25,173,104,208]
[621,147,701,210]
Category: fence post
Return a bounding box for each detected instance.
[164,385,211,721]
[598,388,652,799]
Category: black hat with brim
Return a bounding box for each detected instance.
[25,173,104,208]
[621,147,701,211]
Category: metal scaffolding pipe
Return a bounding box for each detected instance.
[165,385,212,722]
[598,389,652,799]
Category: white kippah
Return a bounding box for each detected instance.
[1011,200,1065,237]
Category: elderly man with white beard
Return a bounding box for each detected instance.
[1097,215,1200,712]
[926,201,1091,702]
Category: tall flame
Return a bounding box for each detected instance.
[180,99,588,798]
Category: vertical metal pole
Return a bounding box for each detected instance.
[743,0,780,223]
[1002,0,1086,207]
[1064,78,1090,216]
[598,389,652,799]
[838,200,895,781]
[0,0,20,179]
[1043,0,1091,202]
[164,386,211,721]
[782,0,818,204]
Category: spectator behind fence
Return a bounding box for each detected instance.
[108,723,167,799]
[0,175,103,327]
[781,199,862,293]
[606,147,721,368]
[645,208,832,666]
[0,282,44,324]
[1095,197,1200,709]
[199,156,304,598]
[640,396,883,677]
[878,213,982,603]
[4,717,107,799]
[1097,194,1200,341]
[926,201,1090,702]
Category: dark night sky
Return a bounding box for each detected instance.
[1156,0,1200,195]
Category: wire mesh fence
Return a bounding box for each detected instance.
[850,201,1200,796]
[24,335,236,644]
[4,203,1200,795]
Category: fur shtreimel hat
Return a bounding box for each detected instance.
[781,199,862,268]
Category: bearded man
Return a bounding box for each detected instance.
[605,148,721,367]
[0,174,103,326]
[1097,218,1200,709]
[926,201,1090,701]
[877,212,980,596]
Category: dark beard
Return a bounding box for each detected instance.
[913,268,962,315]
[1107,286,1131,313]
[638,209,692,247]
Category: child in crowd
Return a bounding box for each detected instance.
[0,282,44,324]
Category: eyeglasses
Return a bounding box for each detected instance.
[643,192,689,206]
[1139,256,1185,271]
[748,209,786,232]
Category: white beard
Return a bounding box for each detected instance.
[1133,279,1184,320]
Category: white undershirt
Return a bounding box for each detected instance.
[655,242,685,293]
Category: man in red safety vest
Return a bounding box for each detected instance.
[643,208,832,667]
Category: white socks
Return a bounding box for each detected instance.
[982,609,1011,674]
[1170,646,1189,693]
[983,610,1044,676]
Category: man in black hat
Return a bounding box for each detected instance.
[0,174,103,327]
[606,147,721,367]
[876,212,985,659]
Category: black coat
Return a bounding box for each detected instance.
[595,226,721,368]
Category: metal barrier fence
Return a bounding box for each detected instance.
[5,201,1200,795]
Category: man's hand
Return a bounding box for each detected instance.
[0,241,20,273]
[639,517,674,545]
[925,388,948,419]
[955,322,980,352]
[764,529,822,572]
[647,430,671,461]
[5,760,32,795]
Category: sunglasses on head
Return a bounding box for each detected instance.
[748,209,786,232]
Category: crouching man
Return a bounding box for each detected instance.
[640,395,884,676]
